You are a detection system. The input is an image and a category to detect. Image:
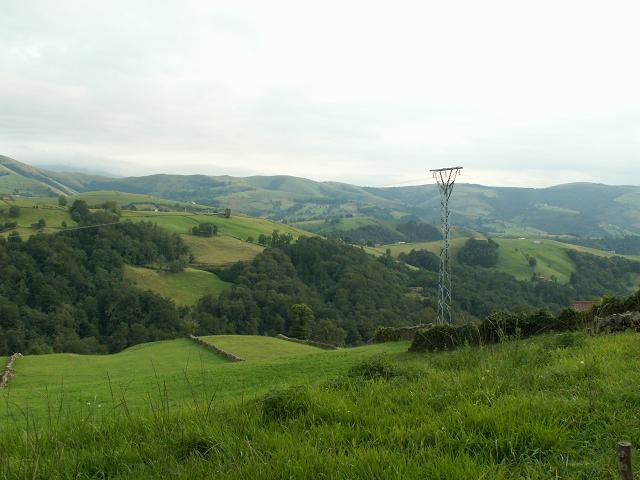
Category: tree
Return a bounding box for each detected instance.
[8,205,20,218]
[58,195,68,207]
[224,208,231,218]
[257,234,269,246]
[313,319,346,346]
[69,200,90,223]
[457,238,499,267]
[37,218,46,229]
[529,256,537,267]
[191,223,217,237]
[288,303,314,339]
[181,318,200,336]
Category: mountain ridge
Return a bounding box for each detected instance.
[2,155,640,237]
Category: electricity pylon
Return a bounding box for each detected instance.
[430,166,463,324]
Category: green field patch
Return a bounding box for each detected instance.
[124,266,229,305]
[200,335,322,362]
[122,211,308,240]
[181,234,264,266]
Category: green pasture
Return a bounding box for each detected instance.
[1,338,407,421]
[383,236,638,285]
[121,211,307,240]
[182,234,264,266]
[200,335,322,362]
[124,266,230,305]
[2,332,640,477]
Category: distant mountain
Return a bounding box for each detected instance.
[2,155,640,237]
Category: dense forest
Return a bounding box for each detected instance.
[0,214,188,355]
[193,237,426,345]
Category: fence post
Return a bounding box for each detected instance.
[617,441,633,480]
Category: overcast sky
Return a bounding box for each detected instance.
[1,1,638,187]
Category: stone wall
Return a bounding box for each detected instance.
[0,353,22,389]
[188,335,244,362]
[276,334,338,350]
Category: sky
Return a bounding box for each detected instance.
[1,0,639,187]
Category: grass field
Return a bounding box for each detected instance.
[124,266,230,305]
[383,237,639,284]
[121,211,307,240]
[1,337,406,421]
[181,234,264,266]
[200,335,322,361]
[2,332,640,478]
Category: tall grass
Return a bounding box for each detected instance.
[1,332,639,479]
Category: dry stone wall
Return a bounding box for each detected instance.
[0,353,22,389]
[188,335,244,362]
[276,334,338,350]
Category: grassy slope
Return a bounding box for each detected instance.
[2,333,640,478]
[200,335,322,361]
[124,266,230,305]
[2,338,407,420]
[384,237,640,284]
[181,234,264,266]
[120,211,306,240]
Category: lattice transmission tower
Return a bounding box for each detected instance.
[430,166,463,324]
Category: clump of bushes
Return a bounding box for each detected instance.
[410,324,481,352]
[348,357,402,380]
[374,324,433,343]
[261,387,311,421]
[410,308,585,353]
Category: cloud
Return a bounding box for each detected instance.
[0,0,638,186]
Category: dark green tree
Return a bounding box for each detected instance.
[288,303,314,339]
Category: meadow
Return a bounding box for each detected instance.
[124,266,230,305]
[381,237,639,284]
[1,332,639,478]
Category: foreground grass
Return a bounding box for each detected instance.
[124,266,230,305]
[1,339,406,421]
[1,332,639,478]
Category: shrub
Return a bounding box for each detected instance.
[374,326,402,343]
[348,357,403,380]
[410,324,459,352]
[261,387,311,421]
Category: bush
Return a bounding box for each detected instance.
[348,357,402,380]
[261,387,311,421]
[410,324,459,352]
[374,326,402,343]
[8,205,20,218]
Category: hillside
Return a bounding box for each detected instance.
[2,155,640,237]
[2,332,640,477]
[383,237,640,287]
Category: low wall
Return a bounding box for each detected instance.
[276,334,338,350]
[0,353,23,389]
[188,335,244,362]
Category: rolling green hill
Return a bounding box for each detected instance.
[385,237,640,286]
[2,336,406,419]
[3,155,640,237]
